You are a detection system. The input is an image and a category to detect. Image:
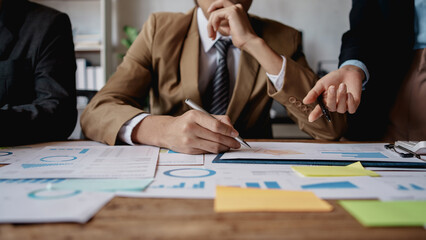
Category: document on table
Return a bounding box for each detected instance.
[52,178,154,192]
[0,146,36,164]
[284,176,401,200]
[0,183,113,223]
[117,163,406,200]
[158,148,204,166]
[118,166,218,199]
[117,164,305,199]
[219,142,426,163]
[0,141,106,164]
[213,142,426,168]
[0,145,159,179]
[374,174,426,201]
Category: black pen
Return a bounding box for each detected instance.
[185,99,251,148]
[317,94,331,122]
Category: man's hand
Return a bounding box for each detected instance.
[303,65,364,122]
[206,0,257,49]
[131,110,241,154]
[206,0,283,75]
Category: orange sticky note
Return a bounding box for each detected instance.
[214,186,333,212]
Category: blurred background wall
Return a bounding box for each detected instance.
[111,0,351,72]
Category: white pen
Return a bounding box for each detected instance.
[185,98,251,148]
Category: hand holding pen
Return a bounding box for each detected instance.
[131,99,243,154]
[303,66,364,122]
[185,99,251,148]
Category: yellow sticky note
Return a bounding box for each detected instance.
[291,161,380,177]
[214,186,333,212]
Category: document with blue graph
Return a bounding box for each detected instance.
[214,142,426,167]
[0,146,159,179]
[0,179,114,223]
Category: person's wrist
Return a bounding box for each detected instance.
[132,115,170,147]
[131,120,143,144]
[341,65,365,80]
[240,34,262,52]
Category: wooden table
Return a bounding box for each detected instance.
[1,140,425,239]
[1,198,425,240]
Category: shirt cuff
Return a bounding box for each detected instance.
[266,55,286,91]
[118,113,150,145]
[339,60,370,90]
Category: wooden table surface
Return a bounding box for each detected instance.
[1,197,425,240]
[1,140,425,239]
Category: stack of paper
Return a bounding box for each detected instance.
[0,144,160,223]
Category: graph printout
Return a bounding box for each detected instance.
[0,182,113,223]
[118,164,405,200]
[220,142,425,163]
[158,149,204,166]
[0,146,159,179]
[0,147,38,164]
[374,175,426,201]
[0,141,106,164]
[117,166,218,199]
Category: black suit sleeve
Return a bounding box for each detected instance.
[338,0,377,67]
[338,0,415,140]
[0,13,77,146]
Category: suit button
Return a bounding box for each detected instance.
[302,105,308,112]
[289,97,296,104]
[295,101,302,107]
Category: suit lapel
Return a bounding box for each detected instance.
[179,9,202,106]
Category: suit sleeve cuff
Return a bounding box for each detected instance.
[266,55,286,91]
[118,113,150,145]
[340,59,370,90]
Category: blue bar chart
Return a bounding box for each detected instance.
[151,181,206,189]
[301,181,358,189]
[245,181,281,189]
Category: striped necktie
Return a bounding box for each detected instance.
[209,39,232,115]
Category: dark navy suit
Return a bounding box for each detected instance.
[339,0,415,140]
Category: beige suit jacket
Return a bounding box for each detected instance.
[81,8,346,145]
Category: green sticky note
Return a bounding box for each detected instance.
[292,161,380,177]
[339,200,426,227]
[52,178,153,192]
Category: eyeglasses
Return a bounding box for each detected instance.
[384,144,424,159]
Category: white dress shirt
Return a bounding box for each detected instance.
[118,8,287,145]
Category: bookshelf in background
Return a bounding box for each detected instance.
[33,0,112,93]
